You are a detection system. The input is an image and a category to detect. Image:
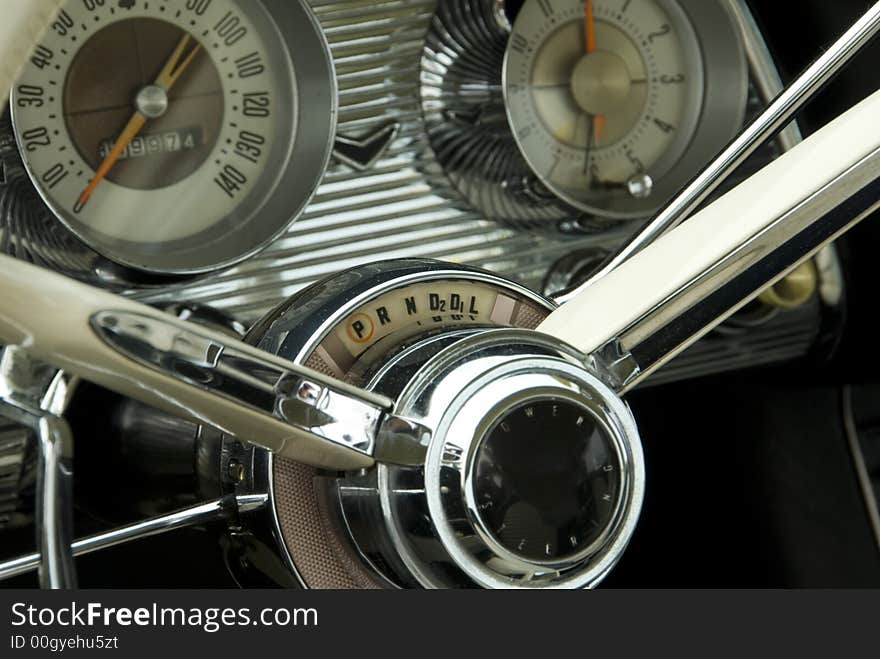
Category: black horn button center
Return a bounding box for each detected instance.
[472,400,622,563]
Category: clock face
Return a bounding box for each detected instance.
[503,0,707,217]
[11,0,334,275]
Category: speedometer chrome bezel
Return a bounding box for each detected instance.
[502,0,748,219]
[9,0,336,279]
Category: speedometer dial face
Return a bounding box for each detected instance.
[503,0,745,219]
[11,0,335,276]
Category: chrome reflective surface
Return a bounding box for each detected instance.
[130,0,757,321]
[123,0,823,391]
[232,260,642,588]
[0,0,867,592]
[238,260,556,587]
[0,0,828,390]
[0,345,76,588]
[34,414,74,589]
[420,0,570,225]
[344,329,645,589]
[89,309,432,468]
[0,397,75,589]
[0,494,268,582]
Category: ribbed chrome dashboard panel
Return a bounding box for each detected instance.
[135,0,632,319]
[0,417,30,529]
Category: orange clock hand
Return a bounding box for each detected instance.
[584,1,605,144]
[74,34,201,212]
[594,115,606,144]
[584,0,596,53]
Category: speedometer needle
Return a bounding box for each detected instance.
[73,34,202,213]
[583,0,605,145]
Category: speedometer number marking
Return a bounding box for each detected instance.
[11,0,292,269]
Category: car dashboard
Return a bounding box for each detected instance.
[0,0,878,589]
[0,0,832,391]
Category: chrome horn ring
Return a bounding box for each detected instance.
[353,329,645,589]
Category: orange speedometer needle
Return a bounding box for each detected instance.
[74,34,202,213]
[583,1,606,144]
[73,112,146,213]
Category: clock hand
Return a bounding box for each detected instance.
[583,1,605,143]
[584,0,596,53]
[583,112,596,180]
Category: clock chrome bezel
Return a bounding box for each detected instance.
[502,0,748,219]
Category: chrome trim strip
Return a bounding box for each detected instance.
[35,415,75,589]
[0,495,268,582]
[90,310,431,467]
[556,0,880,302]
[729,0,803,152]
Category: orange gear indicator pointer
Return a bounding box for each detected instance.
[73,33,202,213]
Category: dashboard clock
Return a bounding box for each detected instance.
[9,0,335,277]
[503,0,748,219]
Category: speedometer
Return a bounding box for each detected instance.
[10,0,335,276]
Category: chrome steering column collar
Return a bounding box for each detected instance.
[233,261,645,589]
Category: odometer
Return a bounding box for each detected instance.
[10,0,335,276]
